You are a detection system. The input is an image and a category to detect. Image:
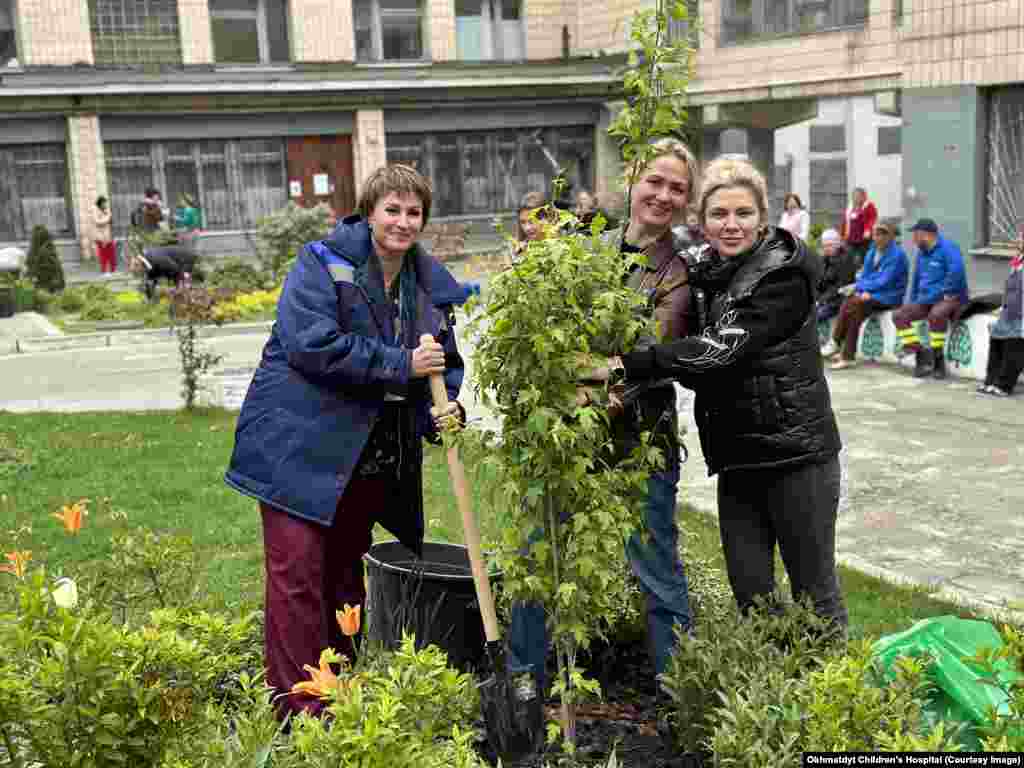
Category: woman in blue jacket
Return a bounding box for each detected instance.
[225,164,466,719]
[823,221,908,369]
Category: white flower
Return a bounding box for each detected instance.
[52,577,79,609]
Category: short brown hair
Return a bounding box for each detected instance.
[357,164,433,226]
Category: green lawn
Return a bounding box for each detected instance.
[0,409,981,639]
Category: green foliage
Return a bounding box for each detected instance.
[284,635,484,768]
[256,202,331,281]
[89,530,200,626]
[10,278,53,314]
[207,259,272,297]
[0,568,226,768]
[24,225,65,294]
[168,282,224,409]
[659,597,843,755]
[969,624,1024,749]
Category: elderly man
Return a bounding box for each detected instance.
[893,218,970,379]
[823,221,909,369]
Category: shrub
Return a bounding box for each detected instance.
[24,225,65,293]
[12,278,53,313]
[208,259,271,296]
[659,596,843,755]
[256,202,330,281]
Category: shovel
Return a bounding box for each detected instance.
[424,335,543,765]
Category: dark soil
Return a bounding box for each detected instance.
[476,635,706,768]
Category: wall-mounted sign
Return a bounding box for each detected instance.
[289,180,302,198]
[313,173,330,196]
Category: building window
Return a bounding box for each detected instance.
[721,0,867,45]
[89,0,182,66]
[0,144,72,241]
[988,87,1024,244]
[209,0,290,64]
[105,138,287,233]
[354,0,425,62]
[809,125,845,153]
[0,0,18,67]
[455,0,523,60]
[386,126,593,217]
[667,0,700,49]
[877,125,901,156]
[809,157,847,231]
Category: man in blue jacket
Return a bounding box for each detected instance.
[894,218,970,379]
[824,221,908,369]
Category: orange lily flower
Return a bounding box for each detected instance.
[291,649,343,699]
[0,550,32,579]
[337,603,361,637]
[53,501,88,535]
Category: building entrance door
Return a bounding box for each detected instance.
[285,135,356,218]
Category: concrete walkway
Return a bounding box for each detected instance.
[677,364,1024,622]
[2,315,1022,623]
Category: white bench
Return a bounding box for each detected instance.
[818,309,1000,381]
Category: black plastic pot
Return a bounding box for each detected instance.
[364,540,498,672]
[0,285,14,319]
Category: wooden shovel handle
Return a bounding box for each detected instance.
[421,334,501,643]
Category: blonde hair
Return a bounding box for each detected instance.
[516,190,550,241]
[699,156,769,225]
[357,164,434,226]
[627,137,700,203]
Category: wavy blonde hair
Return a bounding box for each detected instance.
[698,156,769,225]
[625,138,700,201]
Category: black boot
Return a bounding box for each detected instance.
[932,349,948,380]
[913,347,935,378]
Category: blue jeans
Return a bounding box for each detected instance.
[508,457,690,685]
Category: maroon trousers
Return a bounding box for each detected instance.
[832,295,893,361]
[261,475,387,718]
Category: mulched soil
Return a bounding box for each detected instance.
[475,635,706,768]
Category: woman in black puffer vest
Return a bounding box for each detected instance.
[587,156,847,632]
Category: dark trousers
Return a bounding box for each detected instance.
[832,295,892,360]
[986,337,1024,394]
[893,299,962,353]
[261,475,385,719]
[716,456,847,627]
[847,242,870,270]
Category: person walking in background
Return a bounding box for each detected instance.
[174,193,203,253]
[779,193,810,240]
[585,155,847,635]
[140,187,164,232]
[841,187,877,269]
[978,227,1024,397]
[224,164,466,721]
[893,218,969,380]
[93,196,116,274]
[815,228,856,325]
[824,222,908,369]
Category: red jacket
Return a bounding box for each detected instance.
[841,201,877,245]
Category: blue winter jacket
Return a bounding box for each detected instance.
[910,235,969,305]
[855,240,909,306]
[225,216,465,552]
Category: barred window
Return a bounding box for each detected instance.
[386,126,593,217]
[89,0,182,67]
[0,144,72,241]
[0,0,18,67]
[104,138,286,233]
[987,87,1024,244]
[721,0,867,45]
[877,125,901,156]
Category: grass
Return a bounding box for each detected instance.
[0,409,985,640]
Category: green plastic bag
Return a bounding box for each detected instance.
[872,615,1020,749]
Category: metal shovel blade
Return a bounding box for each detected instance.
[479,665,543,765]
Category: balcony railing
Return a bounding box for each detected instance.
[720,0,868,45]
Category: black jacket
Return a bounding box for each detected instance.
[622,226,842,475]
[816,244,857,310]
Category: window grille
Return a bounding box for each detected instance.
[89,0,182,67]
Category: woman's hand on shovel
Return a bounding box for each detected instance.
[431,400,466,433]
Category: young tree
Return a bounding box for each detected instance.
[463,0,694,750]
[25,225,65,294]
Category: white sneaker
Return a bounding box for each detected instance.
[820,339,838,357]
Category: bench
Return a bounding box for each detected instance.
[818,309,1001,382]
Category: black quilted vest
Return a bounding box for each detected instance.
[692,228,842,475]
